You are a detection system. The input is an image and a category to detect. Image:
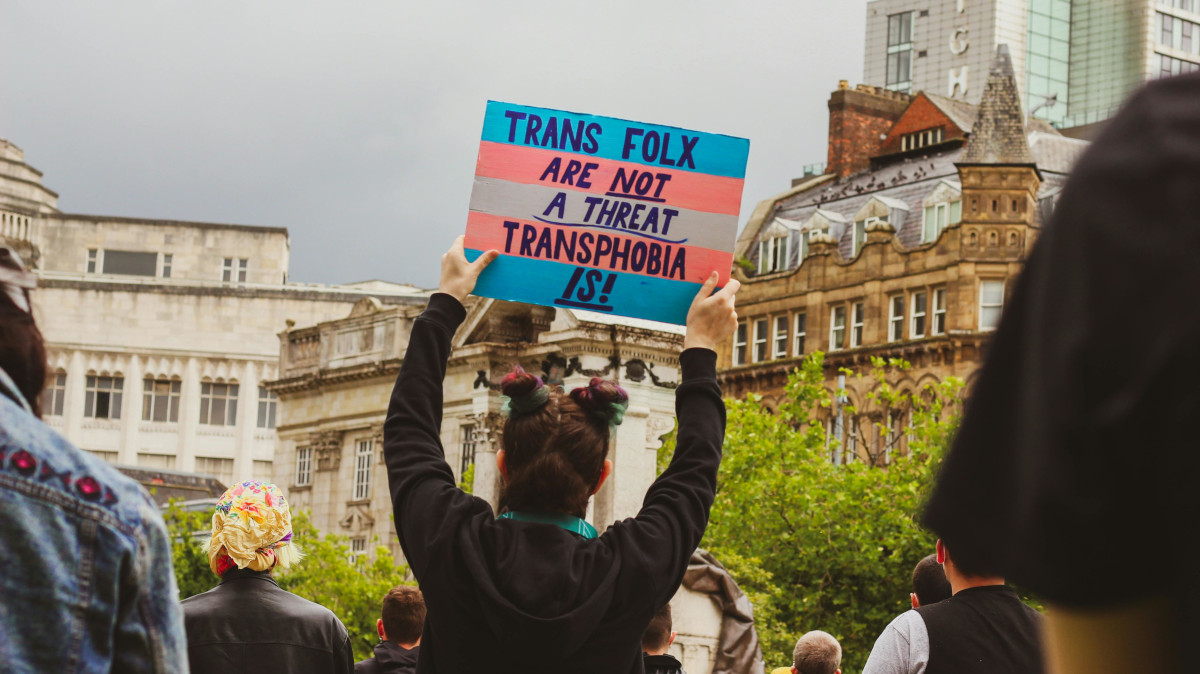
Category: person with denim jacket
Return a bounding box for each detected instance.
[0,246,188,673]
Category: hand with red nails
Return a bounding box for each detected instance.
[683,271,740,352]
[439,235,499,302]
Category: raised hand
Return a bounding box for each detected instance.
[683,272,740,352]
[439,235,499,302]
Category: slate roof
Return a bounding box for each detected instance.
[924,93,979,133]
[961,45,1034,165]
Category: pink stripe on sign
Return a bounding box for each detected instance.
[474,141,744,217]
[466,211,732,286]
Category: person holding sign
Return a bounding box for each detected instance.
[383,236,738,673]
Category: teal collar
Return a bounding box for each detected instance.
[497,511,598,539]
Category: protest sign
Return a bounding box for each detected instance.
[464,101,749,325]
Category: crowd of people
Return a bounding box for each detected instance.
[1,70,1197,672]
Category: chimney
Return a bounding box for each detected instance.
[826,84,911,179]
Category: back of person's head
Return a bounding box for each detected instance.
[912,553,952,606]
[381,585,425,645]
[641,604,673,654]
[207,480,303,576]
[0,247,45,417]
[939,538,1002,579]
[792,630,841,674]
[498,367,628,518]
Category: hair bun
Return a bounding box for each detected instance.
[500,366,550,417]
[569,378,629,427]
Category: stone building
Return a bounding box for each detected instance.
[269,296,731,671]
[0,137,426,485]
[720,46,1086,462]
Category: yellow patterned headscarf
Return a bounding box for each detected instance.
[207,480,302,576]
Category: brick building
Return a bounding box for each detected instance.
[719,46,1086,462]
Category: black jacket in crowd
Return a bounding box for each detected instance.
[181,568,354,674]
[355,641,420,674]
[383,293,726,673]
[643,652,687,674]
[915,585,1044,674]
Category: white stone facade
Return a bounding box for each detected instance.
[1,137,428,486]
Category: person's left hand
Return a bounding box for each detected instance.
[439,235,499,302]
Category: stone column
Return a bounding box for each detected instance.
[178,357,202,473]
[118,354,143,466]
[234,360,258,482]
[64,350,86,446]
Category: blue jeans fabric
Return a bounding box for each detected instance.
[0,369,188,673]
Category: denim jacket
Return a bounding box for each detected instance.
[0,367,189,673]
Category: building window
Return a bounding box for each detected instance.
[102,250,158,276]
[911,291,928,338]
[87,450,120,465]
[295,447,313,486]
[257,386,277,429]
[161,254,173,278]
[459,423,478,480]
[773,316,789,359]
[84,375,123,419]
[350,537,367,557]
[932,288,947,335]
[733,322,748,366]
[793,313,807,356]
[979,280,1005,330]
[142,377,181,423]
[86,249,98,274]
[195,457,235,485]
[829,305,847,351]
[199,381,239,426]
[850,302,865,348]
[758,236,789,274]
[41,371,67,416]
[353,439,373,500]
[901,127,944,152]
[886,11,914,92]
[138,453,176,470]
[253,460,272,478]
[888,295,905,342]
[923,200,961,243]
[752,318,769,362]
[222,258,249,284]
[851,219,869,257]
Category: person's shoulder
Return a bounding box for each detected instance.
[886,609,927,638]
[353,656,380,674]
[0,397,158,528]
[278,586,351,631]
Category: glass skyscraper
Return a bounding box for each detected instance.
[863,0,1200,130]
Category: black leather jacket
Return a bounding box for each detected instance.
[182,568,354,674]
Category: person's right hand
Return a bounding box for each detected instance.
[683,272,740,352]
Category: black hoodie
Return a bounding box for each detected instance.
[355,642,419,674]
[384,293,725,673]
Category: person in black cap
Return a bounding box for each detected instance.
[921,71,1200,673]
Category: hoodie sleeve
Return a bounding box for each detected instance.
[384,293,494,578]
[622,348,725,605]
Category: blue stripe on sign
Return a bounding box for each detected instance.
[466,249,700,325]
[480,101,750,180]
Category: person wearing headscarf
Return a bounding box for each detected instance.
[182,480,354,674]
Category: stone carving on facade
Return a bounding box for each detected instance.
[645,414,677,451]
[339,504,376,532]
[309,430,344,472]
[371,423,385,464]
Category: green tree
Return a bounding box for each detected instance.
[662,353,962,673]
[165,505,414,662]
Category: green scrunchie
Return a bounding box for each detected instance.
[502,386,551,417]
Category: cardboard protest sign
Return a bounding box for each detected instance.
[465,101,749,325]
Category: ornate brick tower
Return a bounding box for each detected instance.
[956,45,1042,260]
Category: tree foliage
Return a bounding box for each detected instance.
[663,352,962,673]
[165,504,414,662]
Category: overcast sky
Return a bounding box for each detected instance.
[1,1,866,287]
